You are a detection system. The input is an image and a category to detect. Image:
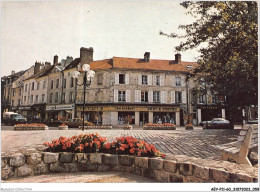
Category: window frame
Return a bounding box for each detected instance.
[119,74,125,84]
[118,90,126,102]
[176,77,182,86]
[153,91,160,103]
[142,75,148,85]
[175,91,182,103]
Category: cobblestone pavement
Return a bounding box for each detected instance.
[1,127,241,160]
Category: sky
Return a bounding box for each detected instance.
[1,1,200,76]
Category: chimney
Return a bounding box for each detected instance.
[175,53,181,64]
[34,61,41,74]
[144,52,150,62]
[11,70,15,75]
[45,62,51,69]
[80,47,94,65]
[53,55,58,65]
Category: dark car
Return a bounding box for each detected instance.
[203,118,234,129]
[199,121,212,127]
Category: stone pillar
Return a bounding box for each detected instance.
[149,112,153,123]
[221,109,225,119]
[198,109,201,124]
[135,111,140,126]
[242,109,246,125]
[111,111,118,126]
[102,111,111,125]
[176,111,180,126]
[72,109,75,119]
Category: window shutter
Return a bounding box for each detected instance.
[182,91,186,103]
[126,90,131,102]
[173,76,176,86]
[148,91,153,103]
[138,74,142,85]
[125,74,129,84]
[161,91,167,103]
[180,77,183,87]
[171,91,175,103]
[148,75,152,85]
[115,73,119,84]
[135,90,141,102]
[114,89,118,102]
[153,75,156,85]
[160,76,164,86]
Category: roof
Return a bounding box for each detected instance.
[4,70,25,78]
[89,57,198,72]
[64,58,80,70]
[24,65,54,81]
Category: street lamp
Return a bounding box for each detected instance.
[72,64,95,131]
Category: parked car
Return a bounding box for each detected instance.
[199,121,212,127]
[3,112,27,125]
[203,118,234,129]
[247,119,258,124]
[61,118,94,128]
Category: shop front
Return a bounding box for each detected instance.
[197,105,226,123]
[76,104,180,126]
[46,104,75,124]
[18,106,32,121]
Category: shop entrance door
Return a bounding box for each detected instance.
[139,112,148,126]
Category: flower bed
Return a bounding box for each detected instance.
[14,123,49,131]
[78,125,112,129]
[185,124,194,130]
[59,124,68,130]
[123,124,133,130]
[43,133,165,158]
[143,123,176,130]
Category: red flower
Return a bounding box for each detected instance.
[105,143,111,149]
[161,154,166,158]
[130,148,135,154]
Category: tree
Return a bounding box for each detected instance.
[161,1,258,108]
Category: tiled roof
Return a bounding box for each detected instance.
[24,65,54,81]
[89,57,197,72]
[64,58,80,70]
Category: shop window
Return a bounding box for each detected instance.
[118,91,126,102]
[30,95,33,104]
[63,79,66,88]
[32,82,35,90]
[56,79,59,88]
[141,91,148,102]
[37,82,40,90]
[199,95,206,104]
[119,74,125,84]
[70,77,74,87]
[55,92,59,103]
[156,76,160,86]
[97,74,103,85]
[50,93,53,103]
[118,112,135,125]
[175,91,182,103]
[153,112,175,124]
[42,94,45,103]
[142,75,148,85]
[153,91,160,103]
[35,95,39,104]
[69,92,73,103]
[43,81,46,89]
[51,80,54,89]
[176,77,181,86]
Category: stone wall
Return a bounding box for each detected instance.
[1,149,258,183]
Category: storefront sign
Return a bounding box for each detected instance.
[199,106,218,110]
[46,104,75,111]
[77,105,179,112]
[19,106,31,110]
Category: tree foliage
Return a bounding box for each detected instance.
[163,1,258,107]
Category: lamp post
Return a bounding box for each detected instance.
[72,64,95,131]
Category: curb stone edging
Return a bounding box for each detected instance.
[1,149,258,182]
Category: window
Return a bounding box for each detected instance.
[12,90,15,96]
[18,99,21,105]
[25,84,28,92]
[30,95,33,103]
[142,75,148,85]
[50,93,53,103]
[141,91,148,102]
[37,82,40,90]
[43,81,46,89]
[70,77,74,87]
[51,80,54,89]
[98,74,103,85]
[19,89,21,96]
[212,95,218,103]
[56,79,59,88]
[156,76,160,86]
[42,94,45,103]
[199,95,206,103]
[11,100,14,106]
[153,91,160,102]
[69,92,73,102]
[63,79,66,89]
[175,92,182,103]
[32,82,34,90]
[55,92,59,103]
[176,77,181,86]
[35,95,39,104]
[118,91,126,102]
[62,93,65,103]
[119,74,125,84]
[24,96,26,103]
